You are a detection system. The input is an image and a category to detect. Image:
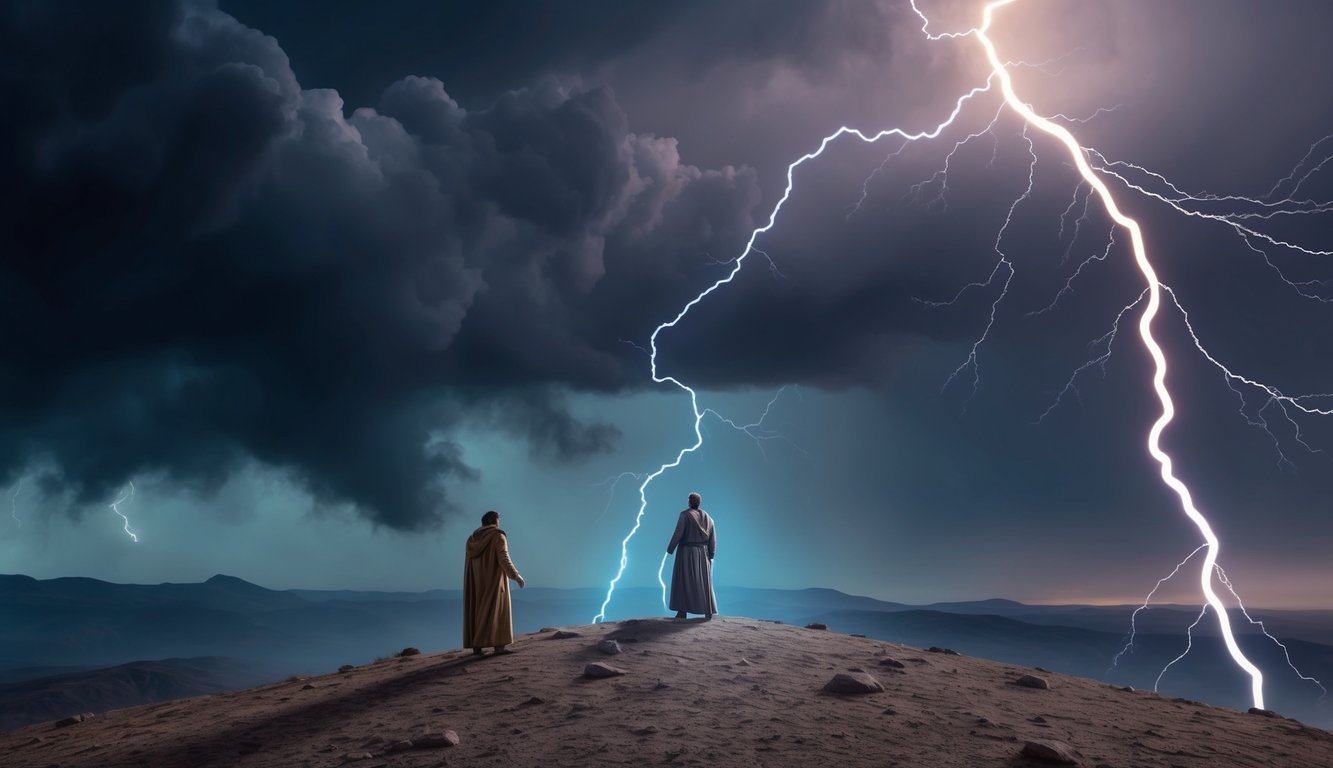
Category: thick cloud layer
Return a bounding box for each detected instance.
[6,0,1333,546]
[0,0,763,528]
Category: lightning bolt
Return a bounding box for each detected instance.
[955,0,1273,708]
[4,477,24,533]
[590,0,1330,712]
[109,481,139,543]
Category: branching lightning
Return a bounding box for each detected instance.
[1215,564,1328,699]
[1110,543,1208,672]
[1156,604,1209,693]
[592,0,1332,713]
[109,481,139,543]
[591,75,997,625]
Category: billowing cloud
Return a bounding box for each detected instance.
[0,0,762,529]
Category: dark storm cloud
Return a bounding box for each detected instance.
[8,0,1333,554]
[217,0,896,109]
[0,0,769,529]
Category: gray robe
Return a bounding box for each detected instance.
[666,508,717,615]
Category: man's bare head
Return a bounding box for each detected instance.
[482,510,500,526]
[688,493,701,509]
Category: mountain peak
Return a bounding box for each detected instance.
[3,617,1329,767]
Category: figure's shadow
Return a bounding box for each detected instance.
[102,652,490,768]
[601,616,714,643]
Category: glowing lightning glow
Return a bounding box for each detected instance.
[109,481,139,543]
[591,77,996,624]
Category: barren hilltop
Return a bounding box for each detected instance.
[4,616,1330,768]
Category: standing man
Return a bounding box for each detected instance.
[464,510,525,656]
[666,492,717,620]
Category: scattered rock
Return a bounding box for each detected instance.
[584,662,627,678]
[386,740,415,753]
[538,626,557,632]
[878,658,906,669]
[805,622,828,630]
[1249,707,1280,718]
[1015,674,1051,690]
[1121,686,1135,692]
[631,725,659,735]
[597,639,623,655]
[55,714,91,727]
[521,696,546,706]
[1020,739,1079,764]
[301,683,315,690]
[1034,666,1049,672]
[1031,716,1048,724]
[738,658,753,666]
[824,671,884,694]
[927,646,960,656]
[338,665,354,673]
[342,752,375,762]
[399,647,421,657]
[850,633,867,638]
[412,730,460,748]
[551,630,581,639]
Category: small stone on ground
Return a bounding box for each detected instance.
[1020,739,1079,764]
[824,671,884,694]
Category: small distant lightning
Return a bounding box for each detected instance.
[4,478,25,533]
[109,481,139,543]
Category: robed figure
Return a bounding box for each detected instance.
[666,492,717,619]
[464,510,525,655]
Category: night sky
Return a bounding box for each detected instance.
[3,0,1333,611]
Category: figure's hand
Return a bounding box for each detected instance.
[516,576,526,588]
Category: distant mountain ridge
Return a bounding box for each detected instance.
[2,573,1332,731]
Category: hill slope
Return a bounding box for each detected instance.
[3,617,1329,768]
[0,657,279,731]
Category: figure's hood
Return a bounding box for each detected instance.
[467,525,504,559]
[686,509,710,536]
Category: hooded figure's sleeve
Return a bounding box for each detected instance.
[666,511,686,555]
[498,534,522,581]
[708,515,716,560]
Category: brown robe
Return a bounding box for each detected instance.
[463,525,522,649]
[666,508,717,615]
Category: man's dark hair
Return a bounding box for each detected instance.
[482,510,500,526]
[688,493,701,509]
